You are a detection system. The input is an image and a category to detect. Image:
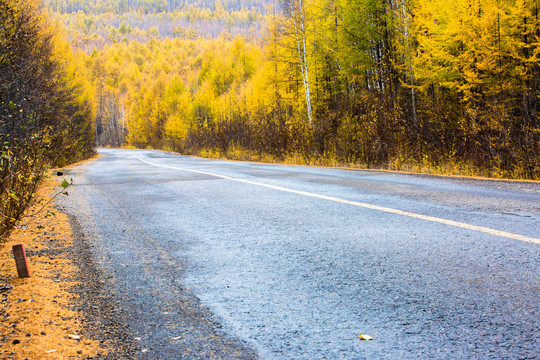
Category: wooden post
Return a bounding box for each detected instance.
[12,244,30,278]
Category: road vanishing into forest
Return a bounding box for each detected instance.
[58,148,539,359]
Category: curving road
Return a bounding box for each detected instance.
[59,148,540,359]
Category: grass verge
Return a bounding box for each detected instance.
[0,169,105,359]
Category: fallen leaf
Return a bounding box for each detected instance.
[358,334,374,340]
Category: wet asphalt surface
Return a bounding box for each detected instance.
[57,148,540,359]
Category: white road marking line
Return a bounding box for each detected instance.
[133,154,540,245]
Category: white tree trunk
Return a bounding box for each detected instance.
[289,0,313,125]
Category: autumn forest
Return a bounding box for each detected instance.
[1,0,539,237]
[52,0,539,178]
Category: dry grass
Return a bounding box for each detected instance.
[0,171,104,359]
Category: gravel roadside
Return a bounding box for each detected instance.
[0,164,139,359]
[66,213,140,359]
[0,171,119,359]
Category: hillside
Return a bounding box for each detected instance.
[44,0,269,51]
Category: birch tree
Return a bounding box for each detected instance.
[282,0,313,125]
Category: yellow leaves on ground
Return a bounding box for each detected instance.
[358,334,374,341]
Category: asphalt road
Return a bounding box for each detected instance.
[58,148,540,359]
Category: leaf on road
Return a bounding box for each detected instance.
[358,334,374,340]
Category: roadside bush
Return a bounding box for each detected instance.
[0,0,95,242]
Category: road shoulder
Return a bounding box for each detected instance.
[0,162,137,359]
